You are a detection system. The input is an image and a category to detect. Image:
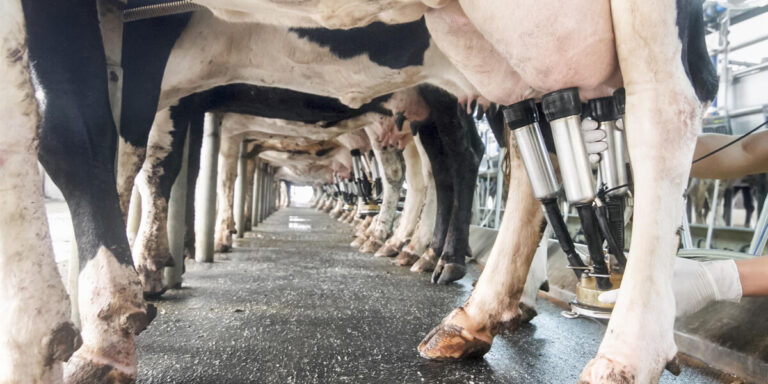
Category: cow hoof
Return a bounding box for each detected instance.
[374,243,399,258]
[418,308,492,360]
[214,243,231,253]
[46,322,82,364]
[578,355,637,384]
[393,249,420,266]
[431,262,466,284]
[359,238,381,254]
[121,304,157,335]
[519,302,538,323]
[143,286,168,300]
[64,355,135,384]
[410,249,438,273]
[350,236,365,248]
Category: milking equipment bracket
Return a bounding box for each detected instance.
[504,88,632,320]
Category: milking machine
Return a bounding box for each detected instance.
[356,150,383,216]
[503,87,631,319]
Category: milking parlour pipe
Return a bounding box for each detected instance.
[542,88,611,290]
[588,96,628,270]
[365,150,383,197]
[503,99,587,279]
[351,149,374,203]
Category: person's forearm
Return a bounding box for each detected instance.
[691,131,768,179]
[736,256,768,296]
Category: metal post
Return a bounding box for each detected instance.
[494,148,505,229]
[165,127,189,288]
[251,160,261,227]
[233,140,248,238]
[705,179,721,249]
[680,201,694,249]
[748,194,768,256]
[195,113,220,263]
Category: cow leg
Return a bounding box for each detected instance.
[378,141,426,257]
[419,86,483,284]
[399,135,438,266]
[742,187,754,227]
[419,135,543,359]
[0,2,81,381]
[21,0,155,382]
[116,12,192,218]
[361,146,405,254]
[183,113,204,260]
[411,118,452,273]
[213,135,240,253]
[132,108,189,298]
[580,1,701,382]
[243,157,256,232]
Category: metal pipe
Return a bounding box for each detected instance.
[748,194,768,256]
[726,104,767,118]
[732,60,768,79]
[123,1,204,22]
[710,31,768,55]
[542,89,595,205]
[503,99,586,278]
[195,112,220,263]
[543,89,611,288]
[705,179,721,249]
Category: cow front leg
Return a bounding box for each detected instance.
[579,1,702,382]
[398,136,437,266]
[377,141,425,257]
[361,146,404,254]
[432,108,484,284]
[411,118,452,273]
[213,135,240,253]
[0,2,81,381]
[23,0,154,381]
[419,135,543,359]
[132,109,188,298]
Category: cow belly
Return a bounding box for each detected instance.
[425,2,537,105]
[459,0,620,97]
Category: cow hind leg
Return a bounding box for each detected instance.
[580,1,705,382]
[132,108,189,298]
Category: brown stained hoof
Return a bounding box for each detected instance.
[359,237,382,254]
[350,236,366,248]
[46,322,82,364]
[163,256,176,268]
[393,250,420,266]
[143,286,167,301]
[518,302,538,324]
[214,243,231,253]
[431,262,466,285]
[410,249,438,273]
[497,316,522,335]
[374,243,399,258]
[578,356,637,384]
[64,355,135,384]
[418,323,491,361]
[121,304,157,335]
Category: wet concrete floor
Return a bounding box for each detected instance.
[137,207,732,383]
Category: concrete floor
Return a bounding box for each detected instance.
[136,206,734,383]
